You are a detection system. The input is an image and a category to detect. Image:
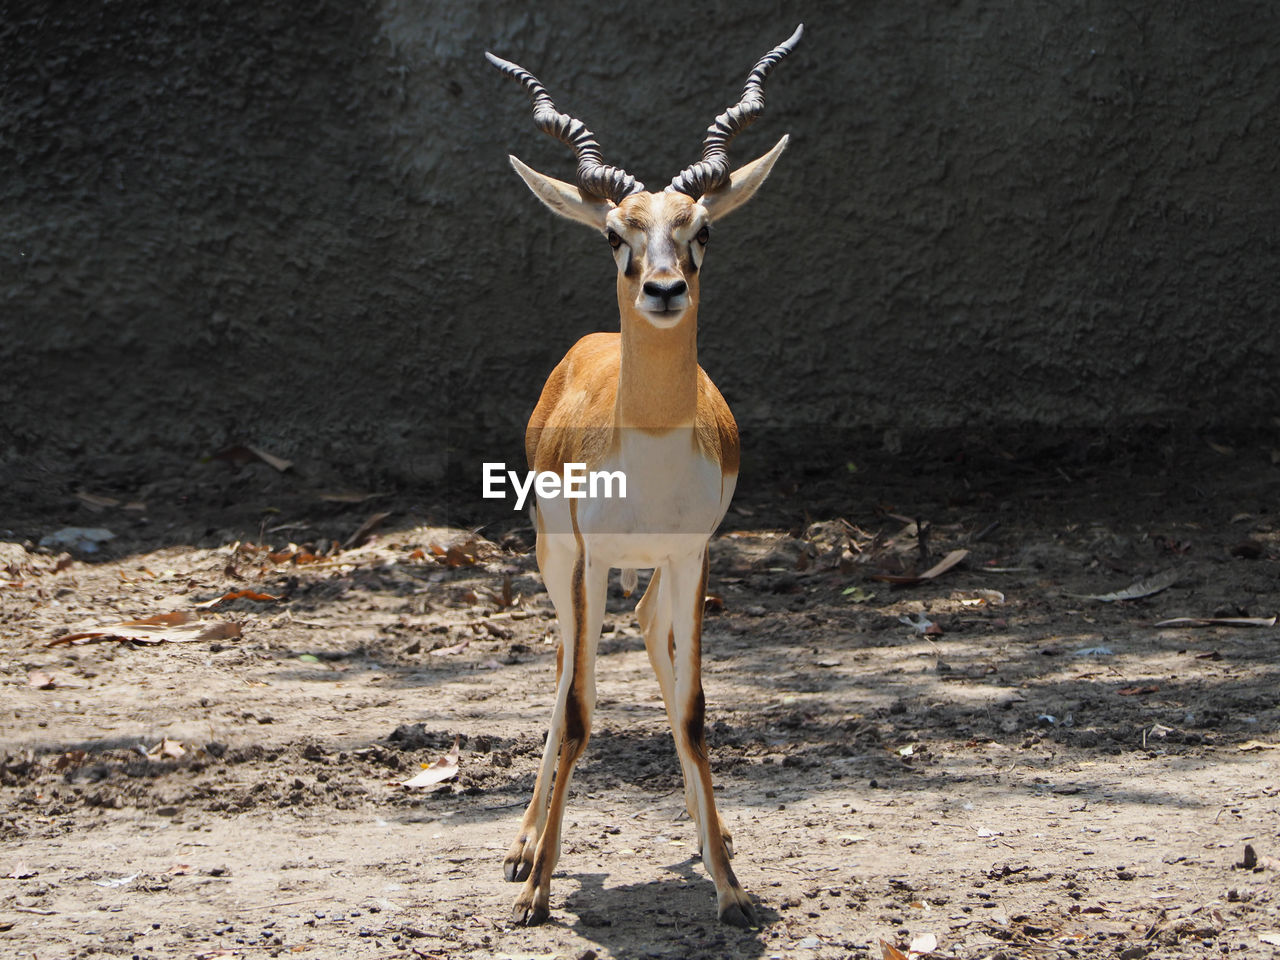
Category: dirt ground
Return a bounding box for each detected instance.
[3,439,1279,960]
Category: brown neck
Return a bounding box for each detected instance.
[615,300,700,430]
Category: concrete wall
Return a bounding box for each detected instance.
[3,0,1277,493]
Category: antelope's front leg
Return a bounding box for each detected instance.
[508,543,607,925]
[502,636,564,883]
[503,533,572,883]
[667,548,756,927]
[637,568,732,856]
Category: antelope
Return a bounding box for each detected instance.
[486,25,802,928]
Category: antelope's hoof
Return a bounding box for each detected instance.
[512,889,550,926]
[503,835,535,882]
[718,889,758,929]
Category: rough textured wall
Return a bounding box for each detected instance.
[2,1,1277,494]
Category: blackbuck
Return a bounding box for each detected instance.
[486,25,802,928]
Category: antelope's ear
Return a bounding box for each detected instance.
[509,155,613,229]
[698,136,789,222]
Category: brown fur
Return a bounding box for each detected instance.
[526,332,739,474]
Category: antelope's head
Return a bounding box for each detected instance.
[488,26,802,329]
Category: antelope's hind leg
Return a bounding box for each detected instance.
[506,536,607,925]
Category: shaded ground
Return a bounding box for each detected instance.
[2,440,1279,959]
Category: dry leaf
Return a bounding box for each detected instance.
[195,590,281,609]
[246,445,292,471]
[1117,685,1160,696]
[211,444,292,472]
[128,612,191,627]
[1070,568,1181,602]
[1154,616,1277,628]
[402,737,461,788]
[147,738,186,759]
[26,670,57,689]
[872,549,969,585]
[429,639,470,657]
[75,491,121,510]
[265,549,322,565]
[53,750,87,771]
[880,940,910,960]
[92,873,140,888]
[428,538,481,568]
[318,491,387,504]
[481,620,513,640]
[344,511,392,549]
[444,543,478,568]
[50,612,242,646]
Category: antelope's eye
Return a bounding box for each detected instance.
[696,225,710,245]
[606,230,623,249]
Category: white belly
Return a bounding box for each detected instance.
[535,431,736,568]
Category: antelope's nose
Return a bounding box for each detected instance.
[643,279,687,303]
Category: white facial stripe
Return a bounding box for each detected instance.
[646,230,678,272]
